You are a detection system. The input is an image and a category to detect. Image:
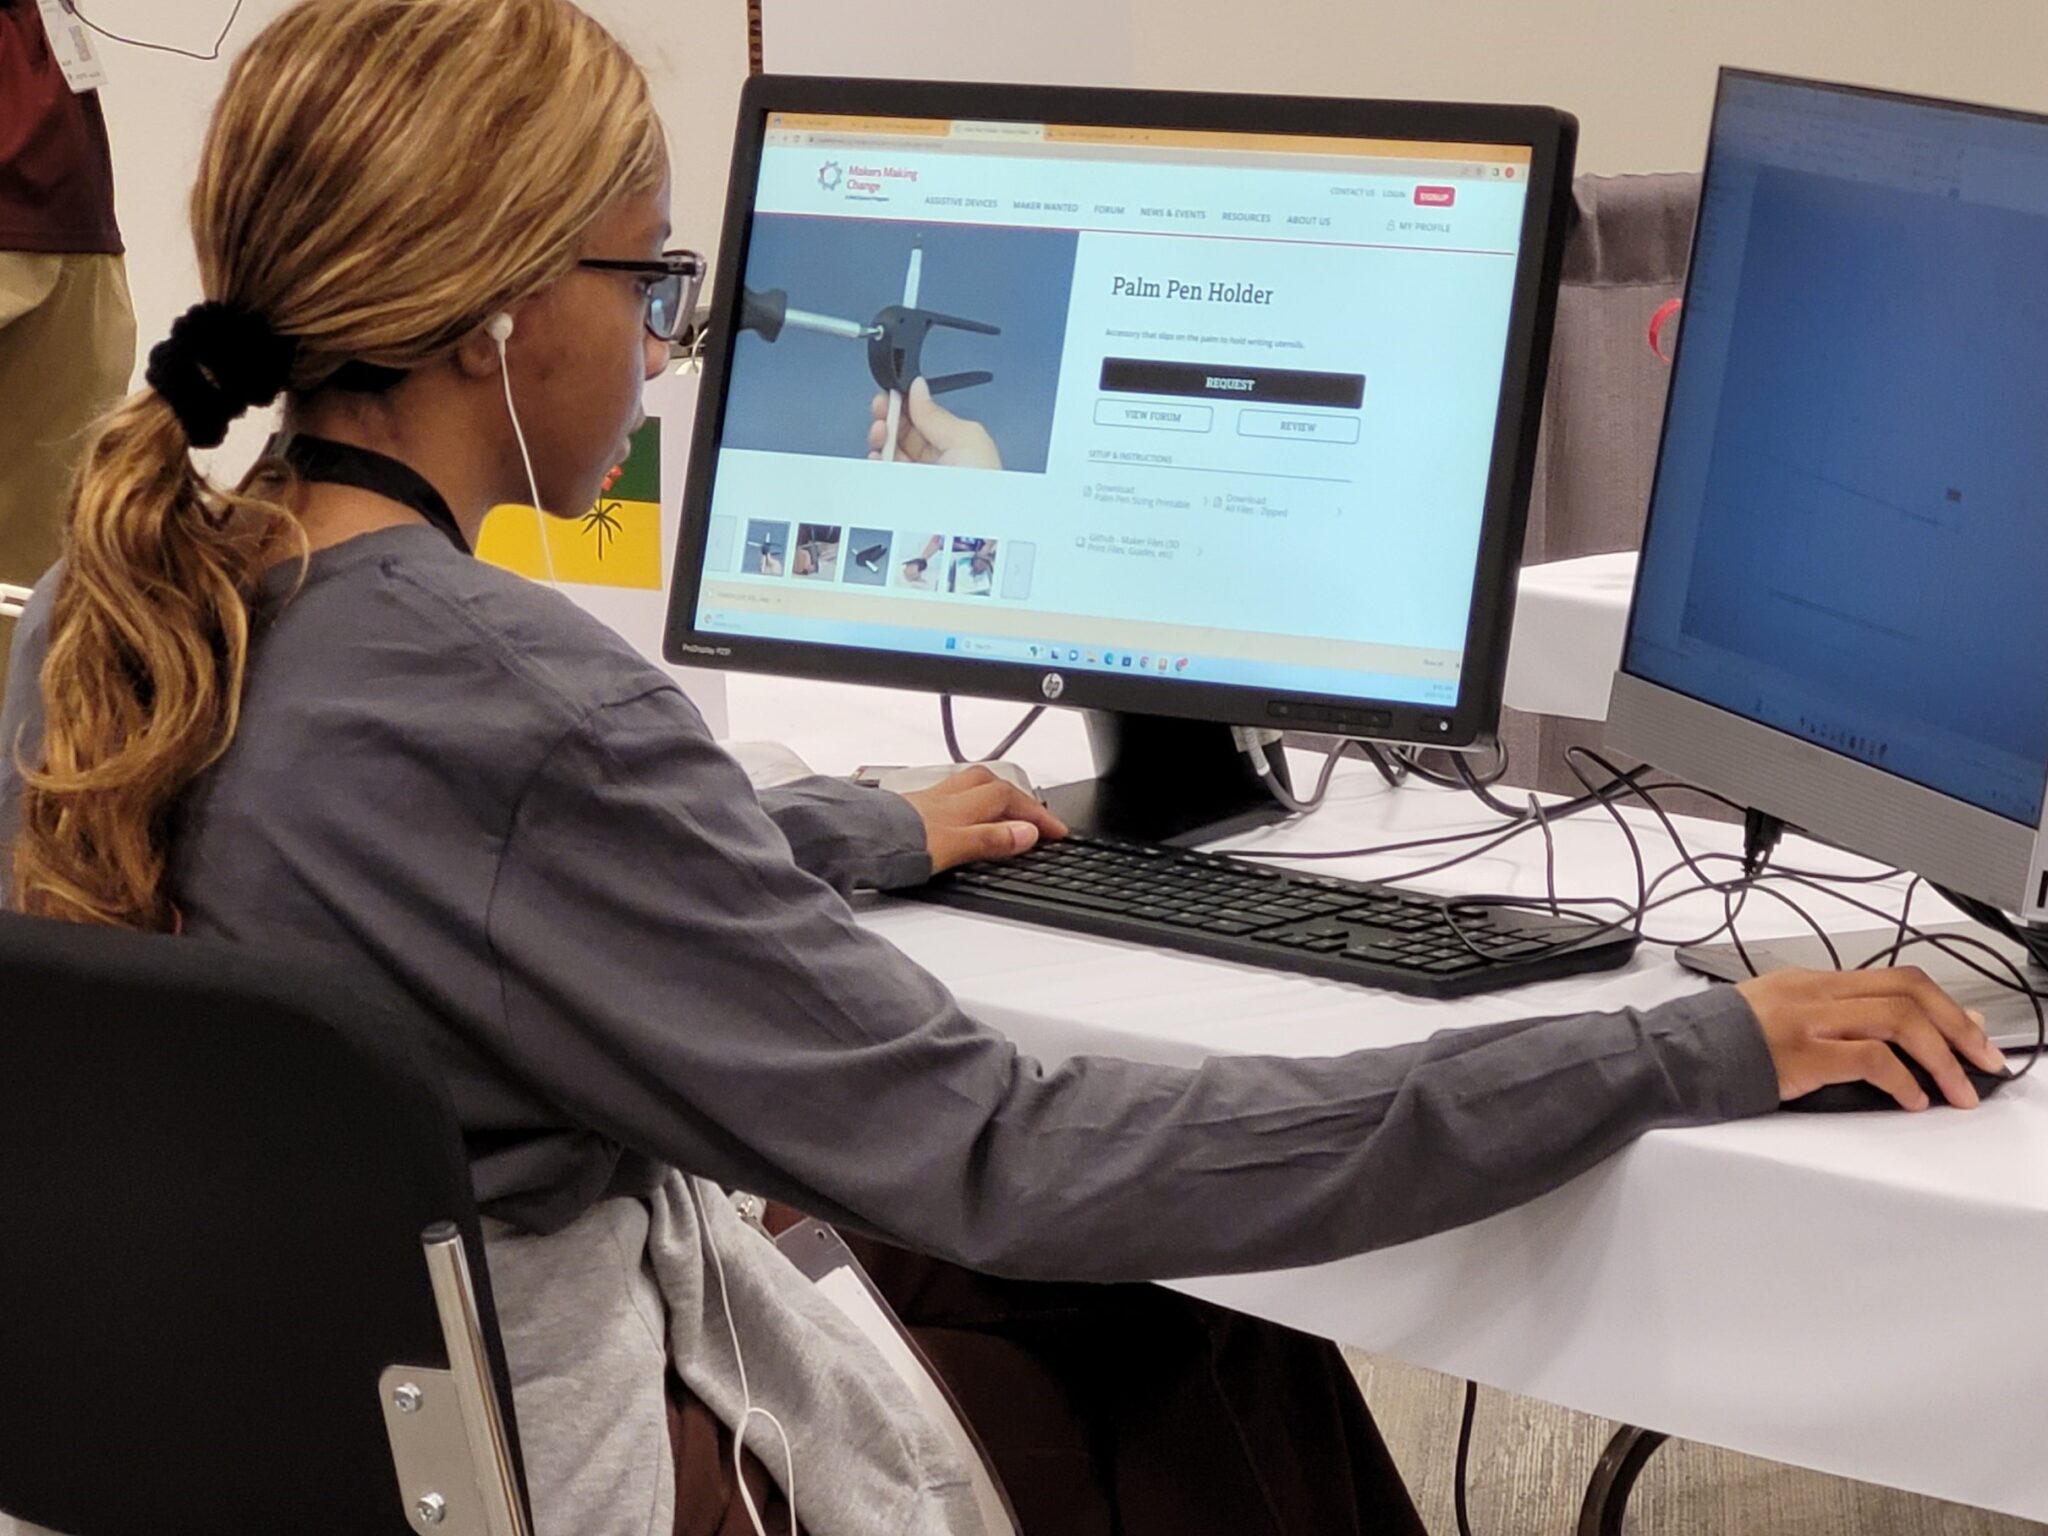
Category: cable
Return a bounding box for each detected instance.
[1232,741,2048,1048]
[1232,728,1355,816]
[1529,791,1560,918]
[1222,740,2048,1060]
[1931,882,2048,971]
[939,695,1044,764]
[1561,749,1648,936]
[1358,743,1411,789]
[1448,770,2047,1066]
[488,315,558,586]
[1454,1378,1479,1536]
[66,0,245,60]
[686,1179,798,1536]
[1396,739,1509,790]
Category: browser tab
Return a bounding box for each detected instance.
[950,119,1048,142]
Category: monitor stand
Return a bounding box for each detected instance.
[1678,923,2048,1053]
[1040,710,1293,847]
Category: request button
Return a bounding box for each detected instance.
[1237,409,1361,444]
[1093,399,1214,433]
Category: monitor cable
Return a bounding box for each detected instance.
[62,0,244,60]
[1232,727,1355,816]
[1458,754,2047,1067]
[1392,740,1510,791]
[939,695,1044,765]
[1229,744,2048,1059]
[1454,1378,1481,1536]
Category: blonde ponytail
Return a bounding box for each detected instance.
[13,393,301,928]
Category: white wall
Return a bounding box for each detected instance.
[1123,0,2048,176]
[768,0,2048,175]
[99,0,2048,388]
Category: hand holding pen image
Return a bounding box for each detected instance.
[867,379,1003,469]
[737,233,1008,470]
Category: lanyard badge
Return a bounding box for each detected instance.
[33,0,108,93]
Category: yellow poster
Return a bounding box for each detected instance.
[476,417,663,589]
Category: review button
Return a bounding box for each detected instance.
[1237,409,1362,444]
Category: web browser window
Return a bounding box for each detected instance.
[694,113,1534,707]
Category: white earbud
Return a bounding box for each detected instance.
[488,311,555,585]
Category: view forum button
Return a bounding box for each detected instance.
[1093,399,1215,432]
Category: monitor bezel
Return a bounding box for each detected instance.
[665,74,1578,748]
[1607,66,2048,919]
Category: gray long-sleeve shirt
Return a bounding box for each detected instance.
[0,527,1780,1282]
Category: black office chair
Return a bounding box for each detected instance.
[0,912,532,1536]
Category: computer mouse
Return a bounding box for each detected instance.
[1783,1041,2015,1113]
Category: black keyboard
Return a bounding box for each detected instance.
[905,833,1638,997]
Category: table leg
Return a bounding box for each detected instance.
[1577,1425,1670,1536]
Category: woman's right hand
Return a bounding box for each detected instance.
[1738,966,2010,1110]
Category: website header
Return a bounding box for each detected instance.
[757,136,1531,252]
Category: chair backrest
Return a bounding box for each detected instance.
[1500,170,1704,799]
[0,913,530,1536]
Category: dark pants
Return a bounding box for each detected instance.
[667,1210,1427,1536]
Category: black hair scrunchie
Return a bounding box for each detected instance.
[144,302,299,450]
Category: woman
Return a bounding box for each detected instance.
[0,4,2004,1534]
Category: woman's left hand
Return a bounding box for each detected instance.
[899,765,1068,874]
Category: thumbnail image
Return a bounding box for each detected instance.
[743,518,790,576]
[724,216,1079,474]
[843,527,893,587]
[792,522,842,580]
[892,531,945,591]
[949,536,998,597]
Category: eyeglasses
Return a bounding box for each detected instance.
[577,249,706,343]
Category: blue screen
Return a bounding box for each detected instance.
[1626,74,2048,826]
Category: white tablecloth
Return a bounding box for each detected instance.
[727,674,2048,1523]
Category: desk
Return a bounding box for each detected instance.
[727,674,2048,1525]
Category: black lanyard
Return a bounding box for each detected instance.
[278,434,473,556]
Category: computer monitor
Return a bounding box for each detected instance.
[668,75,1578,840]
[1607,70,2048,1018]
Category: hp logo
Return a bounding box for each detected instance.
[1040,672,1066,701]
